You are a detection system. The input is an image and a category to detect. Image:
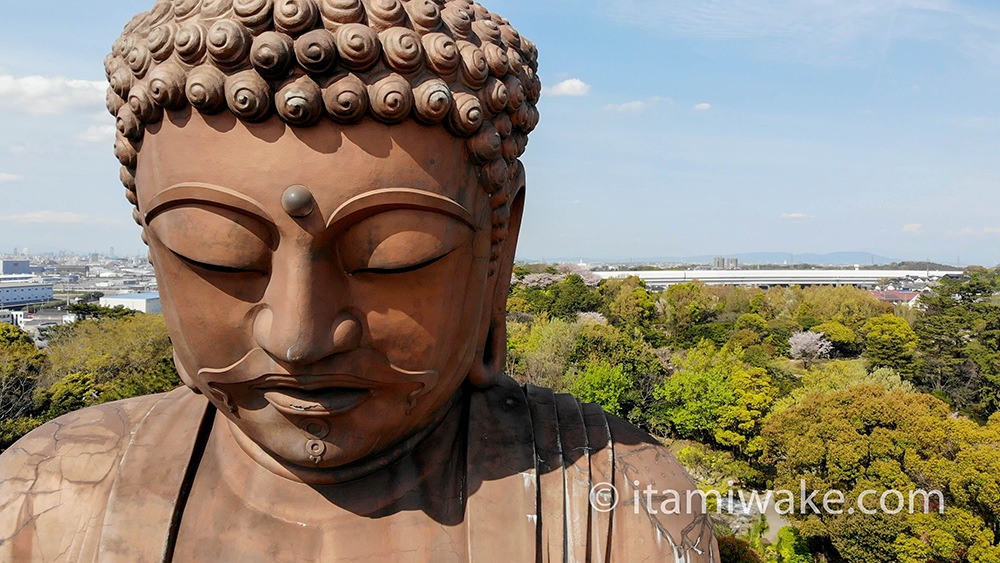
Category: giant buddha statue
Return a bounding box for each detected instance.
[0,1,718,561]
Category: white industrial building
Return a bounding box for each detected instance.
[100,292,162,314]
[0,283,54,307]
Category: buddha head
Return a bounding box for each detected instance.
[105,0,539,481]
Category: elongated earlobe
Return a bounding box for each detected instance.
[468,180,525,388]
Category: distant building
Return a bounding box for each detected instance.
[100,292,162,314]
[1,260,30,275]
[0,310,13,326]
[713,257,726,269]
[726,257,740,270]
[870,291,923,307]
[0,283,54,308]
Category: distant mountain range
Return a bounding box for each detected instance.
[518,251,905,266]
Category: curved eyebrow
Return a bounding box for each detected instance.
[143,183,274,225]
[327,187,475,231]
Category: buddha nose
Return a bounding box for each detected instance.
[254,309,362,364]
[252,261,362,365]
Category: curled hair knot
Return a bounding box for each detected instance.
[127,83,163,123]
[148,62,188,109]
[207,20,253,69]
[482,43,508,78]
[116,106,144,142]
[251,31,296,78]
[318,0,365,29]
[185,65,228,112]
[440,6,472,40]
[234,0,275,32]
[467,122,500,164]
[276,75,324,125]
[121,167,138,193]
[114,135,139,169]
[175,22,208,63]
[498,23,521,50]
[147,24,177,61]
[404,0,441,33]
[457,41,488,88]
[274,0,320,35]
[423,32,459,77]
[380,28,424,74]
[126,45,153,79]
[200,0,232,19]
[480,158,508,195]
[503,75,523,111]
[110,67,135,98]
[413,78,452,124]
[482,76,507,114]
[447,91,482,136]
[107,90,126,116]
[335,23,381,70]
[322,73,368,122]
[368,73,414,124]
[364,0,407,32]
[471,19,501,45]
[225,70,273,121]
[172,0,201,20]
[295,29,339,73]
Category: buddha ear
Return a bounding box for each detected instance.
[468,167,526,388]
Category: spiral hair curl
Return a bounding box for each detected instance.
[107,0,539,273]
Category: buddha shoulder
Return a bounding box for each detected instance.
[0,389,199,561]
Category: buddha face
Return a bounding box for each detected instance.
[135,110,504,477]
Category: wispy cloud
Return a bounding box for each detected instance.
[0,173,22,183]
[604,97,664,113]
[693,102,712,111]
[79,124,116,144]
[781,212,816,219]
[903,223,923,233]
[0,211,124,225]
[607,0,1000,65]
[0,75,106,115]
[543,78,591,97]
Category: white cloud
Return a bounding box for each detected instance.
[79,124,116,144]
[781,212,815,219]
[983,227,1000,234]
[693,103,712,111]
[605,97,664,113]
[543,78,591,97]
[903,223,923,233]
[0,75,107,116]
[0,211,123,225]
[0,173,22,183]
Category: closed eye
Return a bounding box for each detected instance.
[173,251,267,275]
[349,250,452,275]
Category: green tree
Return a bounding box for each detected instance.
[811,320,860,357]
[42,314,180,407]
[863,314,918,377]
[566,361,631,416]
[653,341,773,456]
[664,282,719,346]
[762,384,1000,563]
[548,275,603,320]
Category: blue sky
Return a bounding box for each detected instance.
[2,1,1000,264]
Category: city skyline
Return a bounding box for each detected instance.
[2,1,1000,264]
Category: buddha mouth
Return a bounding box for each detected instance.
[254,375,375,416]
